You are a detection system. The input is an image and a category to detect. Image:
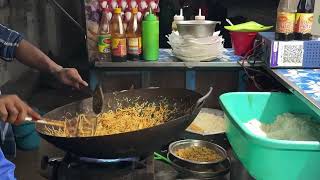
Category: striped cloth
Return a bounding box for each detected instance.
[0,24,23,61]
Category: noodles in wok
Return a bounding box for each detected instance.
[42,101,176,137]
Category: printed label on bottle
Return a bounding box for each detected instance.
[127,37,141,55]
[295,13,314,34]
[112,38,127,57]
[98,34,111,53]
[276,12,295,34]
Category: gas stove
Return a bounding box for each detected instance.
[40,153,155,180]
[38,148,248,180]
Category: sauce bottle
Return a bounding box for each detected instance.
[195,9,205,21]
[126,7,142,61]
[275,0,296,41]
[295,0,315,40]
[172,9,184,32]
[97,7,112,61]
[110,8,127,62]
[142,8,159,61]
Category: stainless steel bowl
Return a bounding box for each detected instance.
[176,20,221,38]
[167,153,230,179]
[168,139,227,171]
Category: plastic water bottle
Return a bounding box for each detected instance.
[142,8,159,61]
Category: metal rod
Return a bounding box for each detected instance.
[47,0,86,35]
[237,70,246,92]
[186,70,196,90]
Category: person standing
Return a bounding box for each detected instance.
[0,23,88,180]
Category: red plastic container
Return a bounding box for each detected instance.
[230,32,257,56]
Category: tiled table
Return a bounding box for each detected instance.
[269,69,320,115]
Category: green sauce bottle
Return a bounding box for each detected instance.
[142,8,159,61]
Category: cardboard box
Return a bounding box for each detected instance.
[259,32,320,68]
[312,0,320,36]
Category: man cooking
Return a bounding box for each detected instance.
[0,24,88,179]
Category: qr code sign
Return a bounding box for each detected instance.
[277,41,304,67]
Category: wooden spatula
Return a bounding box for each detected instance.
[24,117,64,127]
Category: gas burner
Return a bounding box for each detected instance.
[40,153,155,180]
[63,153,142,165]
[79,156,140,164]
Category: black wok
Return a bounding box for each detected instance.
[36,88,212,159]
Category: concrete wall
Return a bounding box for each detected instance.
[0,0,41,86]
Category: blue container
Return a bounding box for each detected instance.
[12,122,40,150]
[12,122,35,138]
[15,131,40,151]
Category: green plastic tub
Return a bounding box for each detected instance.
[219,92,320,180]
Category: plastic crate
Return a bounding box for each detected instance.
[219,92,320,180]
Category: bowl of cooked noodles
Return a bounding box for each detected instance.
[168,139,227,171]
[39,100,176,137]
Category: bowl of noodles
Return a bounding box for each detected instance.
[40,100,175,138]
[168,139,227,171]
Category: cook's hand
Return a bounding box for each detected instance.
[54,68,88,89]
[0,95,41,124]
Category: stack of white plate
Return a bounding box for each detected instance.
[167,31,225,62]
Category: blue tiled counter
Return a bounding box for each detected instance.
[270,69,320,116]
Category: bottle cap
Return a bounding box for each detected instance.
[132,7,138,14]
[195,9,205,20]
[144,8,157,21]
[174,9,184,21]
[114,8,122,14]
[103,7,110,13]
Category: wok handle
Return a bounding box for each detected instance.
[193,87,213,113]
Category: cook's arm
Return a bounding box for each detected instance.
[0,23,61,73]
[15,40,63,74]
[15,39,88,88]
[0,24,87,88]
[16,39,88,88]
